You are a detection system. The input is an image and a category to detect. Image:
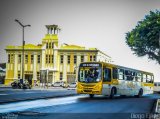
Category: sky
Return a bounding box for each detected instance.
[0,0,160,81]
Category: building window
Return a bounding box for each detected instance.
[90,55,92,61]
[93,55,96,61]
[52,55,54,63]
[18,54,21,63]
[18,73,20,79]
[46,43,48,49]
[8,54,10,63]
[52,42,54,49]
[74,55,77,64]
[46,55,48,63]
[81,55,84,62]
[25,55,28,64]
[60,72,63,80]
[49,55,51,63]
[37,55,41,63]
[74,69,76,74]
[67,55,70,64]
[11,54,14,63]
[60,55,63,64]
[37,72,40,80]
[31,55,34,64]
[49,42,51,49]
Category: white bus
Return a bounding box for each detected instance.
[77,62,154,98]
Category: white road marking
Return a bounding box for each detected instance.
[0,95,84,113]
[23,92,35,94]
[0,94,8,95]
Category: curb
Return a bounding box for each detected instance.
[155,99,160,113]
[0,93,78,104]
[151,99,160,119]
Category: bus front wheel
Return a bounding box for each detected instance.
[110,88,116,99]
[89,94,94,98]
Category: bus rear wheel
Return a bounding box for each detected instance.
[135,89,143,98]
[89,94,94,98]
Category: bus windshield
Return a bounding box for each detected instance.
[78,67,102,83]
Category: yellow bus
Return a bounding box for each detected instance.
[77,62,154,98]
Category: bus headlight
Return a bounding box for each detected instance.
[94,84,101,90]
[77,83,83,89]
[96,78,100,82]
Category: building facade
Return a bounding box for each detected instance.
[5,25,112,85]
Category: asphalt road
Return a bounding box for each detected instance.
[0,94,160,119]
[0,88,76,103]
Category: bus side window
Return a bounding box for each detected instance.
[151,75,154,83]
[124,70,133,81]
[118,69,124,80]
[137,73,142,82]
[103,68,111,82]
[113,68,118,79]
[154,83,157,86]
[146,75,153,83]
[132,72,137,81]
[142,74,147,83]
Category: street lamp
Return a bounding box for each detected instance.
[15,19,31,84]
[159,31,160,49]
[159,31,160,63]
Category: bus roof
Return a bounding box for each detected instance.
[79,62,153,75]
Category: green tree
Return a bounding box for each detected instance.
[125,10,160,64]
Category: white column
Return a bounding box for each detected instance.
[46,69,49,88]
[76,55,81,81]
[84,54,88,62]
[42,50,45,68]
[77,55,81,66]
[52,72,55,83]
[63,54,67,81]
[6,63,8,79]
[14,53,18,79]
[33,53,37,80]
[53,50,58,70]
[20,52,22,79]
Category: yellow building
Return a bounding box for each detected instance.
[5,25,112,85]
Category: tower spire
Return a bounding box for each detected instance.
[45,25,61,34]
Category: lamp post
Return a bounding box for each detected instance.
[159,31,160,63]
[15,19,31,84]
[159,31,160,50]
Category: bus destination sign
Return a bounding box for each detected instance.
[80,63,101,67]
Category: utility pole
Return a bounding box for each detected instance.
[15,19,31,84]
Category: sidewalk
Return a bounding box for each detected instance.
[0,86,77,104]
[152,99,160,119]
[0,84,11,88]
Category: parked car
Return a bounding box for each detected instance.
[68,82,77,88]
[154,82,160,93]
[62,81,69,88]
[52,81,63,87]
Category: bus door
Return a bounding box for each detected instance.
[102,67,112,95]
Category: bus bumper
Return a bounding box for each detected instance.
[77,89,101,95]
